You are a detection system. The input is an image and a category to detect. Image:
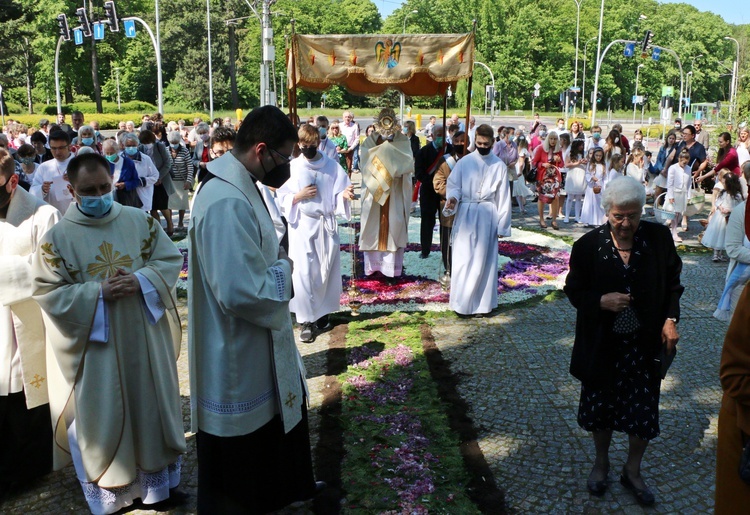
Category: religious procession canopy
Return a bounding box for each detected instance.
[287,33,475,97]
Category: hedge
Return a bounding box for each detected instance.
[9,112,210,130]
[40,101,159,116]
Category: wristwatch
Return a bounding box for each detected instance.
[667,317,678,323]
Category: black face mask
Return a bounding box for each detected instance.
[477,146,491,156]
[259,157,291,188]
[0,181,12,210]
[453,145,465,156]
[300,146,317,159]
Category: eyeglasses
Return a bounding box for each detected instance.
[269,147,293,163]
[610,213,640,223]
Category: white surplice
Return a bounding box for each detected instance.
[1,188,60,405]
[278,153,351,323]
[30,155,75,214]
[446,151,512,315]
[128,152,159,211]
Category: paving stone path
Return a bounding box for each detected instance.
[1,198,728,514]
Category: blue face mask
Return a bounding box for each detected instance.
[76,191,114,218]
[82,137,95,146]
[124,146,138,156]
[318,127,327,139]
[433,137,444,148]
[20,157,35,165]
[171,143,181,149]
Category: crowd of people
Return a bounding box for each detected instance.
[2,105,750,513]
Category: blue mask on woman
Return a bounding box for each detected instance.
[124,146,139,156]
[77,191,114,218]
[82,137,95,146]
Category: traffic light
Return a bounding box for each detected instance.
[57,14,71,41]
[76,7,92,37]
[596,91,603,104]
[104,1,119,32]
[640,30,653,58]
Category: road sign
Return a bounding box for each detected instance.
[534,82,541,90]
[632,95,644,104]
[661,85,674,96]
[123,19,136,38]
[570,86,581,92]
[533,90,540,98]
[652,47,662,61]
[93,23,105,41]
[623,42,635,57]
[73,28,83,45]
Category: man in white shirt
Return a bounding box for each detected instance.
[30,130,75,214]
[340,111,360,174]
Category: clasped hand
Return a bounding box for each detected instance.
[600,292,631,312]
[102,268,141,301]
[295,185,317,202]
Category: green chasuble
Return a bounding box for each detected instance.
[32,203,185,488]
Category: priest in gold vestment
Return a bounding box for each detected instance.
[359,108,413,277]
[32,154,186,515]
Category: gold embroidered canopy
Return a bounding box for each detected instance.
[287,33,475,97]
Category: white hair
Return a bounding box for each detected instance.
[167,131,182,144]
[119,132,139,147]
[78,125,95,137]
[75,146,95,156]
[601,175,646,212]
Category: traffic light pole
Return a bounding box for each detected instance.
[122,17,163,113]
[591,39,636,126]
[54,35,64,116]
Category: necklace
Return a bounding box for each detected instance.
[610,231,633,252]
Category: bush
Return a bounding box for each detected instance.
[3,102,23,114]
[9,112,209,130]
[41,101,158,116]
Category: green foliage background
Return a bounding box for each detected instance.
[0,0,748,118]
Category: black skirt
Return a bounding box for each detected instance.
[151,183,170,210]
[196,402,316,514]
[0,391,53,485]
[577,334,662,441]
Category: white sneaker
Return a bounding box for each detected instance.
[563,217,570,223]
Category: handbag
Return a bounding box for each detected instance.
[592,185,602,194]
[524,161,537,183]
[653,345,676,379]
[612,306,641,335]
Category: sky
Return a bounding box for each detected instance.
[374,0,745,25]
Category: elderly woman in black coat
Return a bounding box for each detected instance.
[564,175,683,506]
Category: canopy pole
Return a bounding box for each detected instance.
[463,20,477,154]
[289,19,298,122]
[442,92,448,154]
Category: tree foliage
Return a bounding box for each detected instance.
[1,0,747,115]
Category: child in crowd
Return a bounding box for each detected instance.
[513,135,534,214]
[579,147,606,226]
[703,171,745,261]
[563,139,587,223]
[666,149,693,242]
[278,124,354,343]
[606,153,625,183]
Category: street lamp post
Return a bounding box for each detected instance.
[572,0,583,118]
[591,0,606,126]
[207,0,214,120]
[113,66,121,111]
[633,63,644,124]
[400,9,418,124]
[725,36,740,124]
[581,36,597,112]
[474,61,495,126]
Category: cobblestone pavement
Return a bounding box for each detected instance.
[2,196,725,514]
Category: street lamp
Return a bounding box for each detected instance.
[474,61,495,126]
[207,0,214,120]
[725,36,740,124]
[686,54,702,107]
[402,9,418,33]
[400,9,418,124]
[572,0,583,118]
[581,36,597,111]
[633,63,644,124]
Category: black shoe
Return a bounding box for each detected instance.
[586,465,609,496]
[419,252,429,259]
[620,469,655,506]
[316,315,331,331]
[300,323,314,343]
[315,480,327,494]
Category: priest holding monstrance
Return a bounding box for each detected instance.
[359,108,413,277]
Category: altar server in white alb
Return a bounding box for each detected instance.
[32,153,186,515]
[444,124,512,316]
[278,124,354,343]
[0,149,60,498]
